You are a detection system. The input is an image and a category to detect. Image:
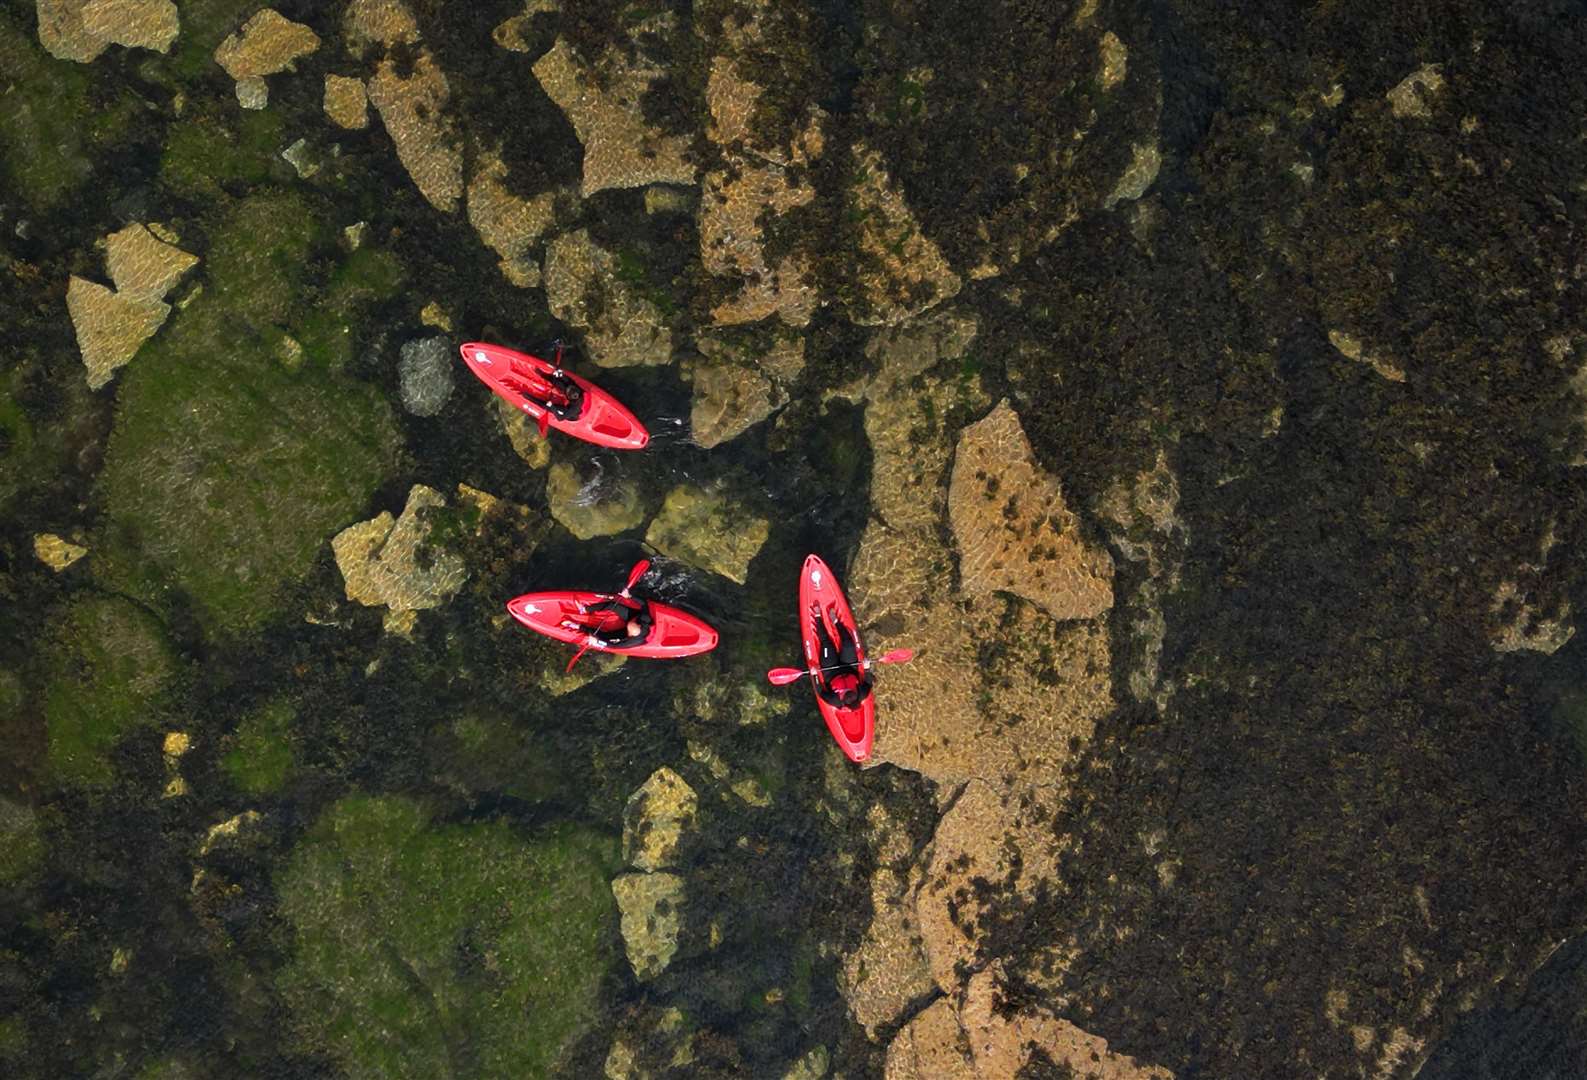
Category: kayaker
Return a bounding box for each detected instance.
[585,594,652,648]
[812,605,871,709]
[541,369,584,421]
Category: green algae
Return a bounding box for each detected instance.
[95,191,401,635]
[41,595,175,788]
[0,17,134,210]
[292,246,407,371]
[277,796,618,1079]
[221,696,295,795]
[160,109,286,200]
[164,0,275,81]
[0,799,43,886]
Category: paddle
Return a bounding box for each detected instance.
[566,560,653,672]
[766,648,915,686]
[536,408,550,439]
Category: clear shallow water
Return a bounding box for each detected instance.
[4,0,1587,1077]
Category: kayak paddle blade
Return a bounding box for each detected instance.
[621,558,651,596]
[566,641,592,673]
[766,667,808,686]
[537,410,551,439]
[879,648,914,665]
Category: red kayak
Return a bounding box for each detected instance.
[460,341,649,450]
[506,592,717,660]
[798,555,876,762]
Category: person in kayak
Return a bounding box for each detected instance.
[811,604,871,709]
[583,594,652,649]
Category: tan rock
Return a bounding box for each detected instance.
[546,460,646,539]
[67,277,170,390]
[82,0,177,51]
[496,396,553,468]
[645,483,769,584]
[323,74,369,129]
[624,768,699,872]
[701,164,817,327]
[1099,30,1128,89]
[1104,140,1162,208]
[1492,579,1574,655]
[198,810,265,856]
[367,52,464,214]
[687,360,784,448]
[1387,63,1444,119]
[214,9,319,79]
[612,871,685,981]
[34,533,88,572]
[466,152,559,288]
[915,781,1066,992]
[343,0,420,55]
[849,144,960,325]
[533,34,696,197]
[958,967,1175,1079]
[493,0,559,52]
[842,863,935,1035]
[948,401,1113,621]
[1329,329,1406,382]
[235,77,268,110]
[543,228,672,367]
[331,484,468,615]
[884,997,975,1080]
[39,0,178,61]
[104,224,198,302]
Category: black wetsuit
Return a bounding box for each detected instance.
[587,595,652,648]
[543,371,584,421]
[813,611,871,708]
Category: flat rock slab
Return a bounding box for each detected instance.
[214,9,319,80]
[645,484,769,584]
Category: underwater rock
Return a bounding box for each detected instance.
[843,862,935,1036]
[466,151,560,288]
[104,223,198,301]
[42,595,174,787]
[33,533,88,572]
[913,781,1065,994]
[281,137,320,179]
[848,144,960,325]
[0,798,43,886]
[66,278,170,390]
[1099,30,1128,90]
[1103,140,1162,209]
[38,0,178,62]
[1095,450,1186,709]
[535,647,626,696]
[323,74,369,129]
[68,224,197,389]
[848,314,1114,786]
[533,29,696,196]
[332,484,468,620]
[1388,63,1445,119]
[892,982,1143,1080]
[698,58,820,327]
[1491,580,1574,655]
[213,9,319,80]
[1328,328,1406,383]
[546,460,645,539]
[367,51,464,213]
[645,482,769,584]
[496,396,553,468]
[493,0,559,52]
[685,358,784,448]
[197,810,266,856]
[544,228,673,367]
[780,1045,830,1080]
[397,335,454,416]
[343,0,419,54]
[278,797,615,1076]
[612,871,686,981]
[623,767,698,873]
[235,77,268,109]
[948,400,1114,621]
[604,1005,696,1080]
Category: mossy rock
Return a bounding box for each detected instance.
[42,595,175,788]
[222,696,295,795]
[278,796,618,1078]
[0,17,136,210]
[160,110,287,200]
[0,799,43,886]
[96,192,402,635]
[437,711,569,803]
[292,247,407,371]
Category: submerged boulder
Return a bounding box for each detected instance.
[38,0,179,62]
[546,460,646,539]
[544,229,673,368]
[332,485,468,627]
[645,483,769,584]
[612,871,685,981]
[623,767,699,872]
[533,27,696,196]
[68,223,198,389]
[397,335,454,416]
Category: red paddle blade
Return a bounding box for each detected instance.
[879,648,914,664]
[766,667,808,686]
[622,558,651,595]
[537,410,550,439]
[566,641,592,672]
